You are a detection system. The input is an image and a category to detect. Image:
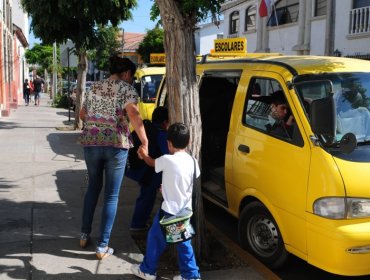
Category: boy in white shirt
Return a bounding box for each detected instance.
[131,123,201,280]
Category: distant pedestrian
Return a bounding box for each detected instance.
[131,123,201,280]
[23,79,32,106]
[78,55,149,260]
[33,75,45,106]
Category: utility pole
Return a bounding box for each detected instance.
[67,47,75,122]
[52,42,57,100]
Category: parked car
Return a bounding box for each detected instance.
[70,81,94,110]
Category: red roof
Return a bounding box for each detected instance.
[118,32,145,52]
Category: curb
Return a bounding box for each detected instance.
[205,221,281,280]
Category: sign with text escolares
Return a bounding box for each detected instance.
[214,38,247,55]
[150,53,166,64]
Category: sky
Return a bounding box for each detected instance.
[28,0,157,48]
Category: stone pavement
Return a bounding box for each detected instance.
[0,95,271,279]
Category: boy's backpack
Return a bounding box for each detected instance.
[127,119,159,170]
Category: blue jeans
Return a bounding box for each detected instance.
[81,146,128,248]
[130,170,162,228]
[140,210,200,279]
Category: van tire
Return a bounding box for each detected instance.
[238,201,288,269]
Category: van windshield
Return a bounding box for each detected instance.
[140,74,163,103]
[295,73,370,144]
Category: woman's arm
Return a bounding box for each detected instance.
[126,103,149,153]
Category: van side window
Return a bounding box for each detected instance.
[244,78,282,131]
[244,78,303,146]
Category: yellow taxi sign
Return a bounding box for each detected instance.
[214,38,247,55]
[150,53,166,64]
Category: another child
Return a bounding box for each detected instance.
[131,123,201,280]
[130,106,169,231]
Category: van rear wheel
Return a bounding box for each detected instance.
[238,201,288,269]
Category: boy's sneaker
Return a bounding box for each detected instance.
[173,275,201,280]
[130,264,156,280]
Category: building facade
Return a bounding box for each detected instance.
[0,0,29,117]
[215,0,370,57]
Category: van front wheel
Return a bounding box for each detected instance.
[239,201,288,269]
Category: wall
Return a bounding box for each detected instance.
[310,17,326,55]
[268,24,299,54]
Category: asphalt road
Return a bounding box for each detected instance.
[203,199,370,280]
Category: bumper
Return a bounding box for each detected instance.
[307,213,370,276]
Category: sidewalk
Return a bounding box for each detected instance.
[0,95,267,279]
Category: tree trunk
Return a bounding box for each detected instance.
[74,51,88,130]
[156,0,208,260]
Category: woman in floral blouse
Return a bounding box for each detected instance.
[78,55,148,259]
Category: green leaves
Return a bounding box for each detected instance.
[137,27,164,63]
[25,43,55,73]
[21,0,137,51]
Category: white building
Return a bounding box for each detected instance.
[195,20,224,55]
[206,0,370,58]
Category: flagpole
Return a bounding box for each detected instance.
[272,3,284,51]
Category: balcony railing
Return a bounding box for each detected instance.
[349,6,370,34]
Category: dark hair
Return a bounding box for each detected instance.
[270,90,287,105]
[109,55,137,75]
[152,106,168,124]
[167,123,190,149]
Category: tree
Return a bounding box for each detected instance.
[25,43,54,72]
[89,25,121,72]
[137,27,165,64]
[21,0,137,129]
[153,0,224,259]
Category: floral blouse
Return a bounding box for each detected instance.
[78,79,138,149]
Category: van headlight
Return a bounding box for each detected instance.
[313,197,370,219]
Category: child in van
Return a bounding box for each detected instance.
[131,123,201,280]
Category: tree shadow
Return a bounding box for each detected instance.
[0,121,19,129]
[46,132,84,162]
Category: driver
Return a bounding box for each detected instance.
[265,90,294,139]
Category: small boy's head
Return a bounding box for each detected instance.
[152,106,168,125]
[167,123,190,149]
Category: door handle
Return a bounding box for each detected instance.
[238,144,250,153]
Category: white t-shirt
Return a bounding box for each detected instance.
[155,151,201,215]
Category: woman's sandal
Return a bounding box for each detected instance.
[96,246,114,260]
[79,233,90,248]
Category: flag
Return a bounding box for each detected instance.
[259,0,268,17]
[259,0,275,18]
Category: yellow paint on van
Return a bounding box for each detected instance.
[156,54,370,276]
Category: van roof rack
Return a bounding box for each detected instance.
[198,53,283,63]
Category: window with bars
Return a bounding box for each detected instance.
[245,5,256,31]
[267,0,299,27]
[230,11,239,34]
[314,0,327,17]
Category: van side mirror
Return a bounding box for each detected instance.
[310,96,336,138]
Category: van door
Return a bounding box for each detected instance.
[198,69,242,207]
[230,71,311,257]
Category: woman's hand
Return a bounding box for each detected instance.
[126,103,149,147]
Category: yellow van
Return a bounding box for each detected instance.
[134,66,165,120]
[157,54,370,276]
